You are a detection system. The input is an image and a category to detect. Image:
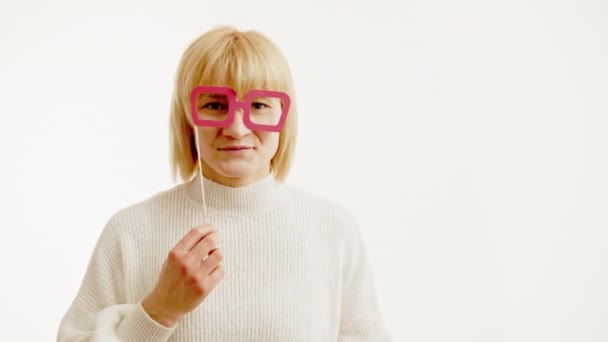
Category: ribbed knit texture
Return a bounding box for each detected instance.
[57,174,392,341]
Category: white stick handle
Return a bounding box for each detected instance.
[194,129,208,224]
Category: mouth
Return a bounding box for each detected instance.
[218,146,253,151]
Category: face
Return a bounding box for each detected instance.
[194,95,282,187]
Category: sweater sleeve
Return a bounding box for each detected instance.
[57,214,176,342]
[338,213,393,342]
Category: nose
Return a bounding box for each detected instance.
[222,108,250,138]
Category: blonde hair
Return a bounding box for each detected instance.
[169,26,298,183]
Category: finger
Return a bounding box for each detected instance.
[200,247,223,275]
[190,232,219,261]
[193,263,224,296]
[174,225,216,254]
[208,263,225,284]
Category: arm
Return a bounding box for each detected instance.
[338,215,393,342]
[57,215,176,342]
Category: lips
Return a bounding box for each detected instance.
[218,146,253,151]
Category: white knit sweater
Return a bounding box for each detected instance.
[57,174,392,341]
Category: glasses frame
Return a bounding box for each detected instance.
[190,85,291,133]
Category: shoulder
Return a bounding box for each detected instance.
[280,182,360,235]
[282,182,354,212]
[103,183,183,234]
[86,184,184,256]
[280,183,369,266]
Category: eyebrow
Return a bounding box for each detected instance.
[206,94,228,99]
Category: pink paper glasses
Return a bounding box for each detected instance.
[190,86,291,132]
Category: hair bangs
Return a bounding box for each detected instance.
[195,35,289,98]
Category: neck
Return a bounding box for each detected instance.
[182,171,284,216]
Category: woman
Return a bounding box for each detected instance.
[58,26,392,341]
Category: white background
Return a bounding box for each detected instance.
[1,0,607,341]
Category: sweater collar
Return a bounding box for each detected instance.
[181,172,284,215]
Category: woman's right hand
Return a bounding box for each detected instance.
[142,224,225,328]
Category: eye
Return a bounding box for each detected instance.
[200,102,227,110]
[252,102,268,110]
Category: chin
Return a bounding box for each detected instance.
[215,162,255,178]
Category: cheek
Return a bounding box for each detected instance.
[196,128,218,151]
[259,133,280,151]
[258,132,279,148]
